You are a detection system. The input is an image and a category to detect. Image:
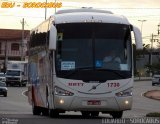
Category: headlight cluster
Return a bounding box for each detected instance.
[115,88,133,97]
[54,86,74,96]
[1,88,7,91]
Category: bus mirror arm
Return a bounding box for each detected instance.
[49,25,57,50]
[132,25,143,50]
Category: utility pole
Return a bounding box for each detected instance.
[149,34,155,76]
[150,23,160,64]
[148,23,160,76]
[150,34,154,66]
[150,34,158,65]
[158,23,160,35]
[137,20,146,79]
[21,18,25,61]
[45,0,47,20]
[138,20,147,35]
[55,0,57,14]
[4,40,7,73]
[45,0,57,20]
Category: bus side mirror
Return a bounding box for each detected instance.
[49,25,57,50]
[133,26,143,50]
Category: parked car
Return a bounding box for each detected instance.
[152,71,160,86]
[0,81,8,97]
[0,72,6,82]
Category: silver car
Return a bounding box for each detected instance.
[0,81,7,97]
[152,71,160,86]
[0,72,6,82]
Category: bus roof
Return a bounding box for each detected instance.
[55,8,113,14]
[53,8,130,25]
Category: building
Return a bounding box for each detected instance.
[0,29,30,72]
[136,51,160,76]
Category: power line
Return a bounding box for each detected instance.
[61,6,160,10]
[1,0,160,10]
[0,14,44,18]
[0,13,160,18]
[128,15,160,18]
[97,8,160,10]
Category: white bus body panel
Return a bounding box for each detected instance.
[54,12,130,25]
[53,77,133,111]
[28,9,142,115]
[133,26,143,49]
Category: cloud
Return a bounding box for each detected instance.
[0,0,160,35]
[58,0,160,8]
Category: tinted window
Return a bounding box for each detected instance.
[55,23,132,80]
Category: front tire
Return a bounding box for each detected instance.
[32,105,41,115]
[81,111,90,117]
[4,93,7,97]
[49,109,59,118]
[152,83,155,86]
[22,84,26,87]
[19,83,22,87]
[110,111,123,118]
[42,108,49,116]
[91,112,99,117]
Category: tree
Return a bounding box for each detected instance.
[133,43,150,76]
[145,62,160,74]
[143,44,150,56]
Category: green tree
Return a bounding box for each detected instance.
[145,62,160,74]
[133,43,150,76]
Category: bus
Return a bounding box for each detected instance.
[28,8,142,118]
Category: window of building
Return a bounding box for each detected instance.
[11,43,19,51]
[0,42,1,54]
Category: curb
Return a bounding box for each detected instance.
[144,90,160,101]
[22,90,28,97]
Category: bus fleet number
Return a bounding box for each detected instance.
[107,82,120,87]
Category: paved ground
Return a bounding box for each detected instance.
[135,77,160,101]
[144,90,160,101]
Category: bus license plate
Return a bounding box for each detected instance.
[87,100,101,105]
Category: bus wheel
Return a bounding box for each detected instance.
[49,109,59,118]
[81,111,90,117]
[19,83,22,87]
[91,112,99,117]
[32,105,41,115]
[22,84,26,87]
[42,108,49,116]
[110,111,123,118]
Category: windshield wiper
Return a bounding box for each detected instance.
[62,67,128,79]
[96,68,127,79]
[63,66,94,78]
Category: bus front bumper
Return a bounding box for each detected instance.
[54,95,132,112]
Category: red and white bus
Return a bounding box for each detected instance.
[28,8,142,118]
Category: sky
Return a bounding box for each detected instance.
[0,0,160,47]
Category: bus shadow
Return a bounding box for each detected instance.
[44,114,112,119]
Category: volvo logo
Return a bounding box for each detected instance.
[88,83,101,92]
[92,85,97,90]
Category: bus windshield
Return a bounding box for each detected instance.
[6,70,20,76]
[55,23,132,81]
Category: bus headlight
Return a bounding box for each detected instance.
[54,86,74,96]
[115,88,133,97]
[59,99,64,104]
